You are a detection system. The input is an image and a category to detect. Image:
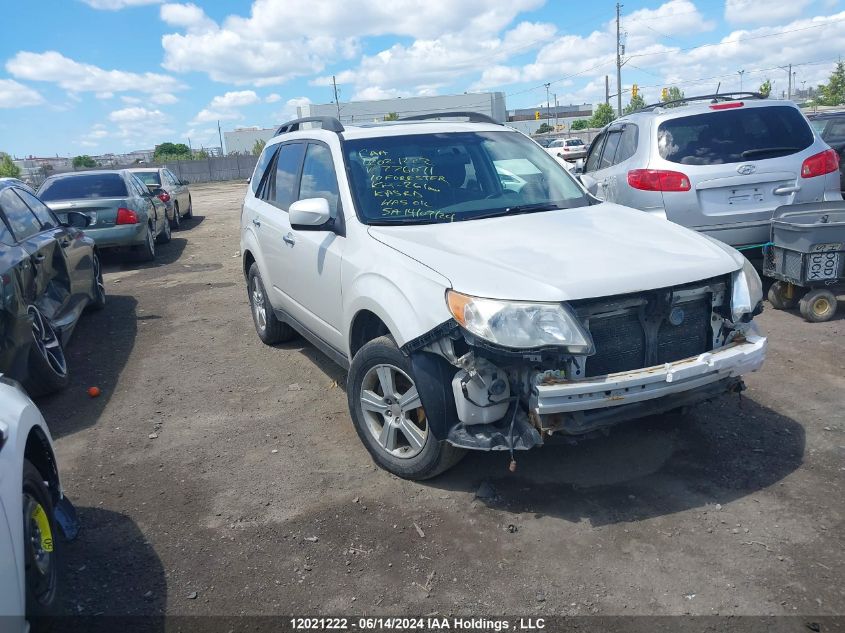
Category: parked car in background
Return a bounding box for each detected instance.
[241,113,766,480]
[129,167,193,230]
[546,137,587,161]
[37,170,170,261]
[0,376,78,626]
[0,180,105,395]
[807,110,845,193]
[579,93,842,249]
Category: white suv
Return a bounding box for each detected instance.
[240,113,767,480]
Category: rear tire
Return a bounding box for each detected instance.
[247,263,295,344]
[87,252,106,311]
[23,459,60,617]
[184,196,193,219]
[767,281,799,310]
[799,288,838,322]
[156,214,172,244]
[137,225,156,262]
[170,202,181,230]
[347,336,465,480]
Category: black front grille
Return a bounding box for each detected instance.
[573,284,717,378]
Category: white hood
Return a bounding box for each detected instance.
[368,203,744,302]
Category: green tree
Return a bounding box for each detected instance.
[536,122,553,134]
[569,119,589,130]
[589,103,616,128]
[662,86,685,107]
[816,61,845,106]
[195,149,209,160]
[252,139,266,155]
[154,142,191,162]
[0,152,21,178]
[623,93,646,114]
[72,155,96,169]
[758,79,772,98]
[383,112,399,121]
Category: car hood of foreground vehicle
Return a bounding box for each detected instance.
[367,202,745,302]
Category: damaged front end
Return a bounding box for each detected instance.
[403,275,767,453]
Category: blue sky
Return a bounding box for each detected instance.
[2,0,844,157]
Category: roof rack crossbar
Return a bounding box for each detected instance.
[635,92,765,113]
[399,111,502,125]
[275,116,344,136]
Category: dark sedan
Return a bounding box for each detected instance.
[0,181,105,395]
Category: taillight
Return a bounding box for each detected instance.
[801,149,839,178]
[116,208,138,224]
[709,102,744,110]
[158,192,171,203]
[627,169,691,192]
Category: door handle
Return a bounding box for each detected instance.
[283,233,296,246]
[252,218,261,227]
[773,185,801,195]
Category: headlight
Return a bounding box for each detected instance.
[731,258,763,321]
[446,290,594,353]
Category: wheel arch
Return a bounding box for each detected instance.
[24,426,61,505]
[349,310,391,358]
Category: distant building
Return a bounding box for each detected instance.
[223,127,277,155]
[506,104,595,136]
[299,92,508,125]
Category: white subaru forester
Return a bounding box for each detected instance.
[240,113,767,480]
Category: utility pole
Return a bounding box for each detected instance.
[332,75,341,119]
[779,64,793,100]
[217,120,223,155]
[554,93,558,130]
[544,83,551,127]
[616,2,623,117]
[737,69,745,92]
[605,75,610,105]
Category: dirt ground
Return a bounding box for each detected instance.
[36,180,844,619]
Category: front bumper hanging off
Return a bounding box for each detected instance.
[529,333,767,435]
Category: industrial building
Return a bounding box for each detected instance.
[298,92,507,125]
[223,127,278,155]
[506,103,595,135]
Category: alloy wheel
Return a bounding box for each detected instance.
[359,364,427,459]
[93,255,106,301]
[251,277,266,331]
[28,306,67,378]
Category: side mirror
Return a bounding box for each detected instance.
[289,198,331,230]
[65,211,92,229]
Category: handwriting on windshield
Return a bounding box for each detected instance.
[361,150,456,222]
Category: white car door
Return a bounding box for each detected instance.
[580,128,622,201]
[251,142,306,316]
[284,142,346,353]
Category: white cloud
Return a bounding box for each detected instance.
[265,93,281,103]
[724,0,814,25]
[159,0,544,86]
[79,0,161,9]
[6,51,184,95]
[95,91,114,99]
[108,106,173,140]
[160,2,215,31]
[150,92,178,104]
[275,96,312,121]
[191,90,260,123]
[121,95,142,104]
[0,79,44,108]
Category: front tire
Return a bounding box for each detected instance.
[170,202,181,230]
[347,336,465,480]
[23,306,69,396]
[87,252,106,311]
[137,225,156,262]
[23,460,60,617]
[799,288,838,322]
[156,213,172,244]
[767,281,799,310]
[247,263,295,344]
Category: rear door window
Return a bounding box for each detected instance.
[0,187,43,241]
[38,173,129,201]
[614,124,638,164]
[252,144,279,195]
[657,105,814,165]
[598,130,622,170]
[134,171,161,187]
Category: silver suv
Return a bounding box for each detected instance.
[579,93,842,248]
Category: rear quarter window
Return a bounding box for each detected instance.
[657,105,814,165]
[38,173,129,201]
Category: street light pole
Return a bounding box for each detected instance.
[544,83,551,127]
[737,69,745,92]
[616,2,623,117]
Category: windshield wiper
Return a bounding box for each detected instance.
[741,146,800,158]
[471,202,564,220]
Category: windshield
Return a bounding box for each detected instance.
[344,131,588,225]
[132,171,161,186]
[657,105,814,165]
[38,173,128,201]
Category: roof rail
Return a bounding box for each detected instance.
[275,116,344,135]
[635,92,765,113]
[399,111,502,125]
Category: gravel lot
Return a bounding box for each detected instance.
[37,180,844,619]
